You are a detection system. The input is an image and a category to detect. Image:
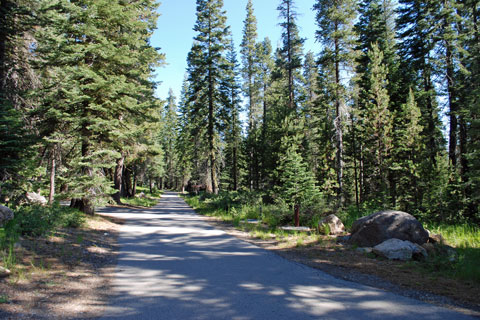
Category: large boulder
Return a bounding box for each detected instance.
[349,210,429,247]
[25,192,47,206]
[373,238,427,261]
[318,214,345,235]
[0,205,14,226]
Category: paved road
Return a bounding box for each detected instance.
[98,192,474,320]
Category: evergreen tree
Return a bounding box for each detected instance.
[256,37,275,188]
[221,40,243,191]
[0,0,38,200]
[35,0,163,213]
[240,0,261,190]
[314,0,358,206]
[274,118,320,226]
[397,0,447,212]
[186,0,230,194]
[163,89,179,189]
[176,76,194,192]
[397,0,445,169]
[360,43,393,204]
[277,0,304,114]
[393,88,424,212]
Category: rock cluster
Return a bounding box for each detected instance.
[349,210,429,247]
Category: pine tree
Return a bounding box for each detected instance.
[220,40,243,191]
[186,0,230,194]
[393,88,424,211]
[274,118,320,226]
[277,0,304,114]
[240,0,261,190]
[360,43,393,204]
[314,0,358,206]
[176,76,194,192]
[163,89,179,189]
[256,37,275,188]
[397,0,447,212]
[300,51,319,172]
[35,0,163,213]
[0,0,38,200]
[397,0,445,169]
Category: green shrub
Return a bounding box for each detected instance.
[6,204,85,238]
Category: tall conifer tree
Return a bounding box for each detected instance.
[314,0,358,206]
[186,0,230,194]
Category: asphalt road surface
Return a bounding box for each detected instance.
[98,192,475,320]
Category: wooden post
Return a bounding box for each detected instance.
[294,204,300,227]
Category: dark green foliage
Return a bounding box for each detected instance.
[185,0,230,194]
[221,40,244,191]
[273,119,320,208]
[7,204,85,237]
[314,0,358,206]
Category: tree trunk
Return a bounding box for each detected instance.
[132,166,137,197]
[124,165,133,197]
[334,34,344,206]
[351,117,359,209]
[112,155,124,204]
[445,37,457,168]
[71,127,95,215]
[48,149,55,205]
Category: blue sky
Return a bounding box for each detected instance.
[151,0,318,101]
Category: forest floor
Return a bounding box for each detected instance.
[0,211,123,319]
[1,202,479,319]
[201,216,480,317]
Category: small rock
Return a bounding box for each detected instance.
[373,238,426,261]
[356,247,373,254]
[0,267,11,278]
[0,205,14,226]
[428,233,445,245]
[421,242,436,256]
[25,192,47,205]
[318,214,345,235]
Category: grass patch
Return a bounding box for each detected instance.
[121,197,158,207]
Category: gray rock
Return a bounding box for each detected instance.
[25,192,47,205]
[349,210,429,247]
[0,266,11,278]
[318,214,345,235]
[373,238,427,261]
[356,247,373,254]
[0,205,14,226]
[426,230,446,244]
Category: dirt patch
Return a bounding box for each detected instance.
[202,216,480,317]
[0,214,122,319]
